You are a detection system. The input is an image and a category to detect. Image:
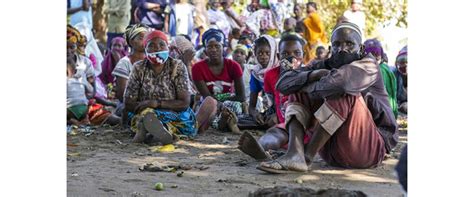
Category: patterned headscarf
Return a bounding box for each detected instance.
[124,24,149,47]
[233,44,249,57]
[170,35,195,54]
[67,24,81,44]
[202,28,226,47]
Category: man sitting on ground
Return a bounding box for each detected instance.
[257,22,398,173]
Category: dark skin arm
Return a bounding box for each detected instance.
[126,91,191,114]
[228,76,245,102]
[224,8,244,28]
[249,91,264,124]
[115,76,128,103]
[194,80,213,98]
[164,14,169,34]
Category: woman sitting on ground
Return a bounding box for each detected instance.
[124,30,197,144]
[112,24,149,122]
[192,29,246,134]
[99,37,129,85]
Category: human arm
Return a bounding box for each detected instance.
[115,76,128,102]
[302,58,379,99]
[248,91,264,124]
[224,8,244,28]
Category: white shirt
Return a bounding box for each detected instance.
[175,3,194,36]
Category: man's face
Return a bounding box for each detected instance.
[329,28,362,68]
[256,44,271,68]
[205,40,223,61]
[351,2,361,11]
[232,49,247,65]
[279,40,304,67]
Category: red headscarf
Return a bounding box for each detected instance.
[143,30,168,49]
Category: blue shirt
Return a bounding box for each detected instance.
[249,74,264,93]
[136,0,167,29]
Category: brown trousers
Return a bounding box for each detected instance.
[286,93,386,168]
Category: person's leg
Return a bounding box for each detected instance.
[195,96,218,134]
[104,114,121,126]
[258,115,308,172]
[258,126,288,150]
[309,95,386,169]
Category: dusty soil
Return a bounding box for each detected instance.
[67,116,407,197]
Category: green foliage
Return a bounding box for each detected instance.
[306,0,407,39]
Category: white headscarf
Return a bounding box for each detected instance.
[74,22,104,77]
[251,35,278,82]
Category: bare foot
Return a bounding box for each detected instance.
[237,131,271,161]
[132,123,147,143]
[226,109,241,134]
[258,154,308,172]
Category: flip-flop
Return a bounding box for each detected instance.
[256,160,307,174]
[143,112,174,145]
[237,131,271,161]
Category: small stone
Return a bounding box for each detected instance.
[295,179,303,184]
[126,170,130,173]
[171,185,178,188]
[177,171,184,177]
[71,173,79,177]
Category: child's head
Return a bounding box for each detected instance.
[316,46,327,60]
[278,34,305,68]
[254,36,271,68]
[232,44,249,68]
[284,18,297,32]
[231,28,241,39]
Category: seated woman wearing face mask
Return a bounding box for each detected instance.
[124,30,197,144]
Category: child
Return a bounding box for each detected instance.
[229,28,241,51]
[315,45,328,60]
[67,58,93,126]
[232,44,257,111]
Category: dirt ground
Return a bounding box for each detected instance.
[67,116,407,197]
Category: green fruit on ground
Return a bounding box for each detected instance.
[155,182,164,191]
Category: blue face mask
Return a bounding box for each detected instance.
[146,50,169,64]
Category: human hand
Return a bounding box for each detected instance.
[134,100,158,113]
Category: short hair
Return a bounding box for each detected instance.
[278,34,305,51]
[307,2,317,10]
[316,46,326,51]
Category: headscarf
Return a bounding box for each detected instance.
[143,30,168,49]
[251,35,278,82]
[67,24,81,44]
[124,24,149,47]
[99,37,129,84]
[202,28,226,47]
[74,22,104,76]
[233,44,249,56]
[396,46,408,63]
[364,38,383,58]
[170,35,195,55]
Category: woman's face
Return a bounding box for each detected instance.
[205,40,223,61]
[131,32,146,52]
[145,37,168,53]
[111,41,125,52]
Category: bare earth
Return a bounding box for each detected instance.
[67,117,407,197]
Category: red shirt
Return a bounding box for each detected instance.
[192,58,243,94]
[264,66,288,123]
